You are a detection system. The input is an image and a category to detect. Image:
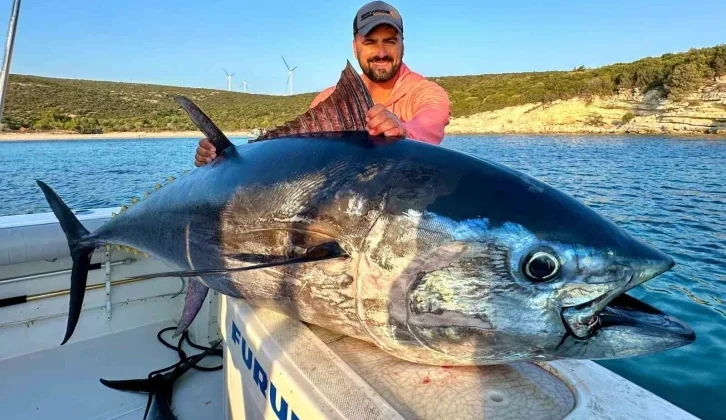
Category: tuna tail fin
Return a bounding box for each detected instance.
[172,95,233,152]
[36,180,98,345]
[100,339,222,420]
[100,375,174,420]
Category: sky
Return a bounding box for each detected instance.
[0,0,724,96]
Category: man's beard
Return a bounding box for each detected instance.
[361,57,400,82]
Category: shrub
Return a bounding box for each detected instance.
[621,112,636,123]
[586,113,605,126]
[666,61,711,99]
[712,46,726,77]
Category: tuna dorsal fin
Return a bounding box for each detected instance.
[251,60,374,142]
[173,96,234,152]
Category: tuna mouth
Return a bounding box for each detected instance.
[597,293,694,341]
[561,292,612,338]
[559,253,695,347]
[555,290,695,360]
[562,255,681,340]
[562,292,695,344]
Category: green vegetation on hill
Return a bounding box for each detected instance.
[3,78,316,133]
[434,44,725,117]
[3,44,724,134]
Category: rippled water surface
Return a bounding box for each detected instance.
[1,134,724,419]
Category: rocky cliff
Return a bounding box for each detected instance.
[446,77,726,136]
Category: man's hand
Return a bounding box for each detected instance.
[366,104,407,138]
[194,138,217,167]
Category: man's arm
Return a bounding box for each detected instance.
[400,81,450,145]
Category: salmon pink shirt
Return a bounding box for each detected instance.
[309,62,451,145]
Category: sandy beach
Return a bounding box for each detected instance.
[0,130,255,142]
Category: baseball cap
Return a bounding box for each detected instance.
[353,1,403,36]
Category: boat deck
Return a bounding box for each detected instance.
[0,320,224,420]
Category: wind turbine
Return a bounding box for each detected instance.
[240,80,247,93]
[282,56,297,95]
[223,68,235,91]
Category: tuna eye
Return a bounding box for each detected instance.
[523,251,560,282]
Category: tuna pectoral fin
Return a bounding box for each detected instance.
[36,181,98,345]
[172,96,233,152]
[169,243,346,337]
[119,241,348,282]
[173,279,209,338]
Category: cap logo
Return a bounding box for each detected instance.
[361,9,393,21]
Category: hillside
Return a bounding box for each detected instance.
[2,44,725,135]
[2,77,317,134]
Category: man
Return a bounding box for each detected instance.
[194,1,450,167]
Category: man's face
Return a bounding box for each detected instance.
[354,25,403,83]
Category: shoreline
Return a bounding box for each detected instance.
[444,129,726,139]
[1,129,724,142]
[0,130,255,142]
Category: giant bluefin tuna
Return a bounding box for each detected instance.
[37,62,695,366]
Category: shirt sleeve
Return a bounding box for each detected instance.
[401,81,451,145]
